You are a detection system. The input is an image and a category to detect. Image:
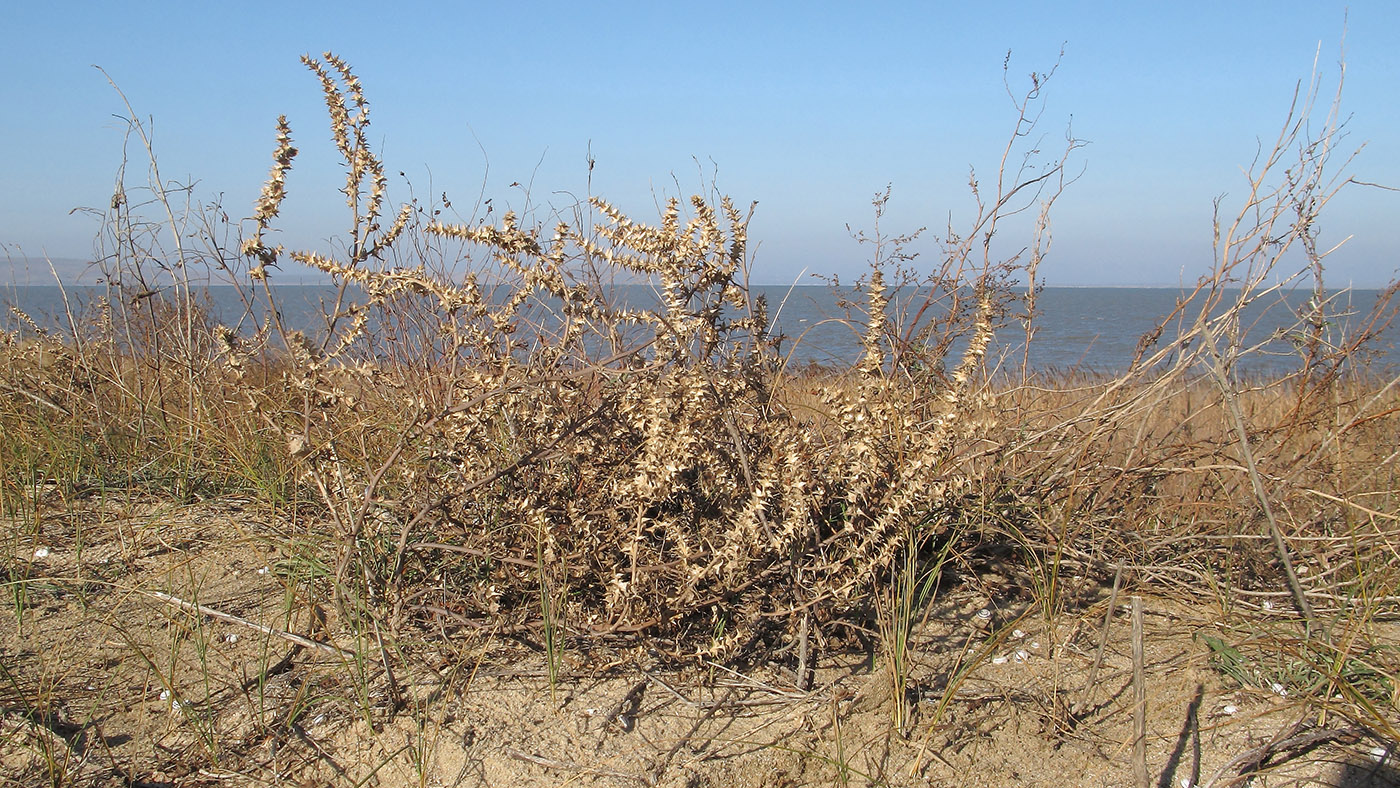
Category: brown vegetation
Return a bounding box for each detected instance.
[1,53,1396,786]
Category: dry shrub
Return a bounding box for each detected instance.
[3,52,1395,735]
[978,61,1400,630]
[187,53,1094,661]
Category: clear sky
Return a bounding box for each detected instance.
[2,1,1397,286]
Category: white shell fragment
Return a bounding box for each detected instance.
[991,655,1009,665]
[32,547,50,559]
[1221,704,1239,715]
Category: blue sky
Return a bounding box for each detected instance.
[2,1,1397,286]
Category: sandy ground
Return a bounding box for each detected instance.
[3,499,1397,787]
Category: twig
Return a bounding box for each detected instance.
[1199,718,1355,788]
[0,382,71,416]
[796,612,812,691]
[705,661,809,699]
[1077,561,1122,712]
[650,687,738,784]
[408,542,537,569]
[506,748,644,783]
[1198,324,1317,633]
[240,645,301,691]
[603,678,649,731]
[1132,596,1149,788]
[641,669,701,706]
[1300,487,1400,522]
[146,590,353,657]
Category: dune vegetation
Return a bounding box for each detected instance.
[2,54,1397,787]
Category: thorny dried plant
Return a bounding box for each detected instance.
[3,49,1396,748]
[207,53,1086,663]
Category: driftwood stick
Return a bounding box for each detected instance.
[1132,596,1149,788]
[146,590,353,657]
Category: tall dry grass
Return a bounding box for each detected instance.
[2,51,1397,745]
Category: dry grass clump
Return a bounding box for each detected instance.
[3,52,1397,773]
[209,55,1026,663]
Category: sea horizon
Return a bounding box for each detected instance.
[5,282,1397,376]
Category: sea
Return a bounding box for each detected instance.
[4,284,1398,377]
